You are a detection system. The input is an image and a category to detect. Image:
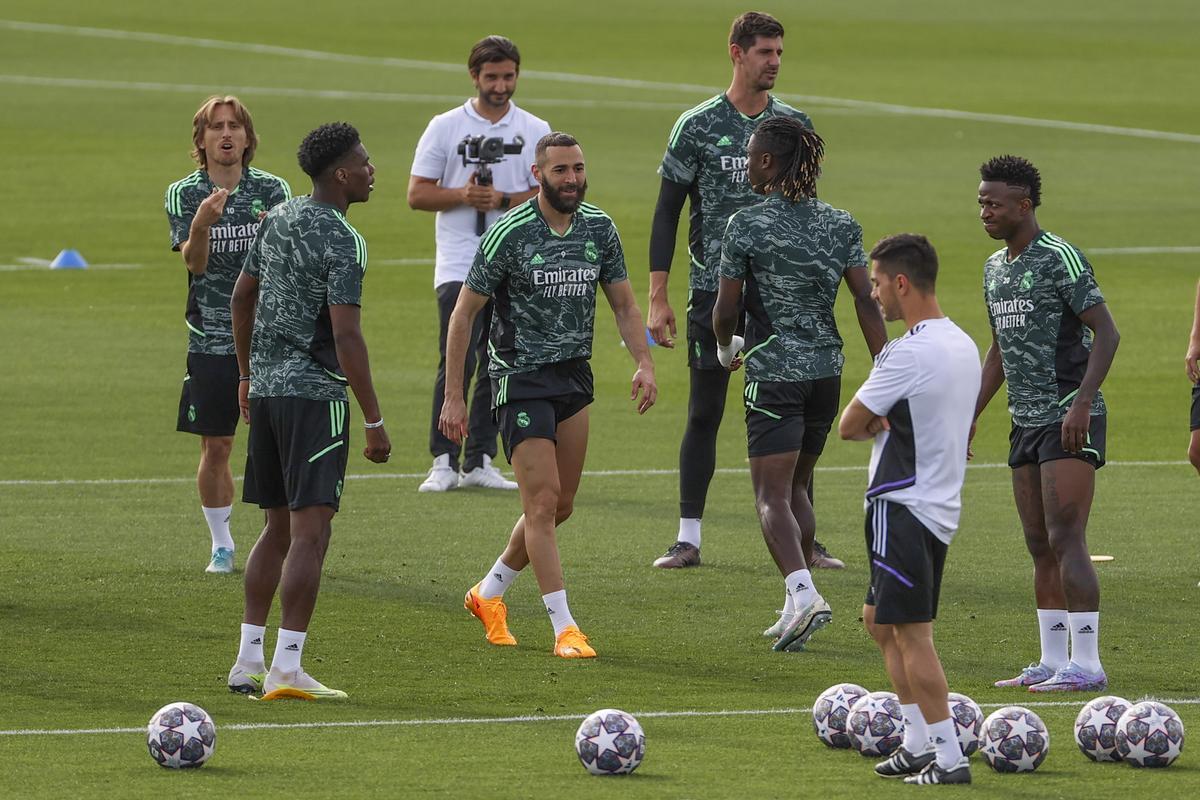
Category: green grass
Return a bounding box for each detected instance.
[1,1,1199,797]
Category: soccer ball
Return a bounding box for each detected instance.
[847,691,904,757]
[947,692,984,757]
[1115,701,1185,768]
[812,683,868,749]
[1074,695,1131,762]
[980,706,1049,773]
[146,702,216,768]
[575,709,645,775]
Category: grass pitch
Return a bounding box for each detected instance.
[2,1,1199,797]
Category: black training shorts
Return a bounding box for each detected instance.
[176,352,240,437]
[1008,415,1106,470]
[686,289,744,370]
[243,396,350,511]
[492,359,593,462]
[1191,384,1200,431]
[744,376,841,458]
[863,499,947,625]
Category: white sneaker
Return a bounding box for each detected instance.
[763,610,794,639]
[261,666,347,700]
[418,454,459,493]
[458,455,518,490]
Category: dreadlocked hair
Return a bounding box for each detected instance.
[979,154,1041,208]
[754,117,824,201]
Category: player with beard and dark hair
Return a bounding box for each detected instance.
[974,155,1120,692]
[441,132,657,658]
[225,122,390,700]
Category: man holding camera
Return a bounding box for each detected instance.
[408,35,551,493]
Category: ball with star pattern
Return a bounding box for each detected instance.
[146,702,216,768]
[847,691,904,757]
[1074,695,1131,762]
[812,683,868,749]
[575,709,645,775]
[1115,701,1185,768]
[980,706,1049,773]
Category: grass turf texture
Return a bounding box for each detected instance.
[1,0,1199,796]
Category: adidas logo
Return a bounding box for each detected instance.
[530,253,545,266]
[795,582,808,592]
[1078,625,1096,634]
[250,637,262,645]
[716,135,733,146]
[1050,622,1067,631]
[546,607,556,614]
[285,643,300,651]
[934,736,947,744]
[493,573,504,582]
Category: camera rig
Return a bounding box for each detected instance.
[458,135,525,235]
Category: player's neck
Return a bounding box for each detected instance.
[537,193,572,234]
[725,81,770,117]
[312,185,349,214]
[206,163,242,191]
[1004,219,1040,261]
[471,97,511,124]
[901,297,945,330]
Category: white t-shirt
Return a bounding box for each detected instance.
[855,317,982,543]
[411,100,551,288]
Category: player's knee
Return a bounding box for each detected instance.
[200,436,234,462]
[554,495,575,525]
[1188,437,1200,473]
[525,488,560,524]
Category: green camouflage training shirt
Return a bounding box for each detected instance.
[658,94,812,292]
[720,194,866,383]
[466,199,627,376]
[242,197,367,402]
[165,167,292,355]
[983,230,1107,426]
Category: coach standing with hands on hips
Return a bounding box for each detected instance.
[408,35,551,493]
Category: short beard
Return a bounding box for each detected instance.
[540,177,587,214]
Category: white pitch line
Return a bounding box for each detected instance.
[0,460,1189,488]
[5,696,1198,737]
[0,262,142,272]
[2,20,1198,144]
[1090,246,1200,255]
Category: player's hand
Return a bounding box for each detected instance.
[866,415,890,436]
[717,335,744,370]
[463,172,499,211]
[1186,342,1200,383]
[1061,402,1090,454]
[439,396,468,444]
[648,297,676,348]
[363,425,391,463]
[238,379,250,424]
[631,364,657,414]
[966,420,977,461]
[194,187,229,228]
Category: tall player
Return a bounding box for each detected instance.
[974,155,1120,692]
[165,95,291,573]
[648,12,842,570]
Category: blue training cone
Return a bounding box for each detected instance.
[49,249,88,269]
[645,327,658,347]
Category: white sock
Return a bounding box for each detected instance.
[1069,611,1101,672]
[783,588,796,616]
[273,628,306,674]
[785,569,816,609]
[677,518,701,548]
[203,505,235,551]
[237,623,265,665]
[901,703,929,753]
[479,557,521,599]
[1036,608,1069,669]
[542,589,578,636]
[928,717,961,770]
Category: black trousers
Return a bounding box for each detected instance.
[429,281,499,471]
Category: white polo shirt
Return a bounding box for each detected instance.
[411,99,551,288]
[854,317,982,543]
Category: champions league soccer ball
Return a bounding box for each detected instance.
[1115,701,1185,768]
[146,702,216,768]
[1074,695,1131,762]
[980,706,1049,773]
[574,709,645,775]
[847,691,904,757]
[812,683,868,749]
[947,692,984,757]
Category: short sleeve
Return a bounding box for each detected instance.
[719,211,750,281]
[165,188,192,251]
[658,116,699,185]
[327,229,365,307]
[410,116,448,181]
[599,220,627,284]
[844,217,867,271]
[1049,245,1105,316]
[855,341,919,417]
[465,238,508,297]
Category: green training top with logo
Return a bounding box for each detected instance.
[983,230,1107,427]
[465,198,627,377]
[165,167,292,355]
[242,196,367,402]
[658,93,812,292]
[720,193,866,383]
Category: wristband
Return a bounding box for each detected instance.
[499,193,511,210]
[238,376,251,382]
[363,418,385,429]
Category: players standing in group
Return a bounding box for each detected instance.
[442,133,657,659]
[714,117,885,651]
[409,35,550,494]
[647,12,843,570]
[839,234,981,784]
[165,95,291,573]
[226,123,390,700]
[973,155,1120,692]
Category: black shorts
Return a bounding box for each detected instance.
[176,352,240,437]
[744,376,841,458]
[493,359,594,462]
[863,499,947,625]
[1191,385,1200,431]
[1008,415,1106,470]
[243,397,350,511]
[686,289,744,370]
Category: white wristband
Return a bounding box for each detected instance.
[363,418,385,429]
[716,334,745,368]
